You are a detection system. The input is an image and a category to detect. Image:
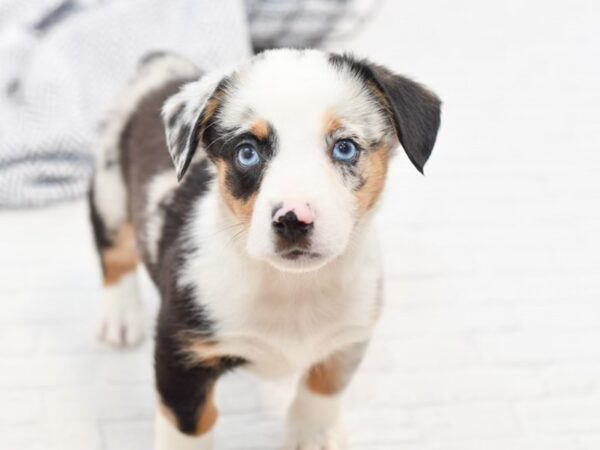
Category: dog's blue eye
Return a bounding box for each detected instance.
[237,145,260,167]
[332,140,358,163]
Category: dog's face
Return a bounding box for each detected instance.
[163,50,441,272]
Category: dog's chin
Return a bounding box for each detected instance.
[271,250,333,273]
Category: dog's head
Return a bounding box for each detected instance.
[163,49,441,272]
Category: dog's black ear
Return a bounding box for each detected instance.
[330,54,441,173]
[162,74,229,181]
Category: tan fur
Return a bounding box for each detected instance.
[183,337,222,368]
[249,119,269,140]
[366,80,396,132]
[101,223,139,286]
[215,160,257,223]
[306,355,344,396]
[354,147,390,215]
[196,382,218,435]
[306,343,368,396]
[322,111,342,135]
[198,89,226,137]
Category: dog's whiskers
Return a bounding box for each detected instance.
[205,222,245,239]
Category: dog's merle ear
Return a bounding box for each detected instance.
[330,54,441,173]
[162,73,229,181]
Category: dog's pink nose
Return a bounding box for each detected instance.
[273,202,315,225]
[272,202,315,245]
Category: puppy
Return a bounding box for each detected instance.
[89,49,441,450]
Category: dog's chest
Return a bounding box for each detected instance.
[198,262,379,378]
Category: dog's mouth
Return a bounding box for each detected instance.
[260,247,329,273]
[279,248,321,260]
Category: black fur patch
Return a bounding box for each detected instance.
[153,159,217,338]
[204,120,278,201]
[328,53,441,173]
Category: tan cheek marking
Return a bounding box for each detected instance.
[215,160,257,224]
[249,120,269,141]
[354,147,390,215]
[101,223,138,286]
[322,111,342,135]
[306,357,343,396]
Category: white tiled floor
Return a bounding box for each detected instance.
[1,1,600,449]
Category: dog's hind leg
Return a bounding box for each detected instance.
[88,129,145,347]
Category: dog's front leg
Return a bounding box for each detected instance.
[154,330,239,450]
[284,341,369,450]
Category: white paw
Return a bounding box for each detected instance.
[97,272,145,347]
[284,424,345,450]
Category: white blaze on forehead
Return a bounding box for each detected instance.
[219,49,390,144]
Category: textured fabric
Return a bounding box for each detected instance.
[0,0,250,208]
[0,0,370,208]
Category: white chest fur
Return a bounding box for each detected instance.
[177,184,382,378]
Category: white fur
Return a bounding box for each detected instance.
[285,384,344,450]
[97,271,145,346]
[155,407,213,450]
[145,170,179,262]
[223,50,389,144]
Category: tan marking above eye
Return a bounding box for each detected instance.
[249,120,269,141]
[214,160,257,224]
[322,111,342,136]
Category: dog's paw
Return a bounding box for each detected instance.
[97,300,145,347]
[283,424,345,450]
[96,274,145,347]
